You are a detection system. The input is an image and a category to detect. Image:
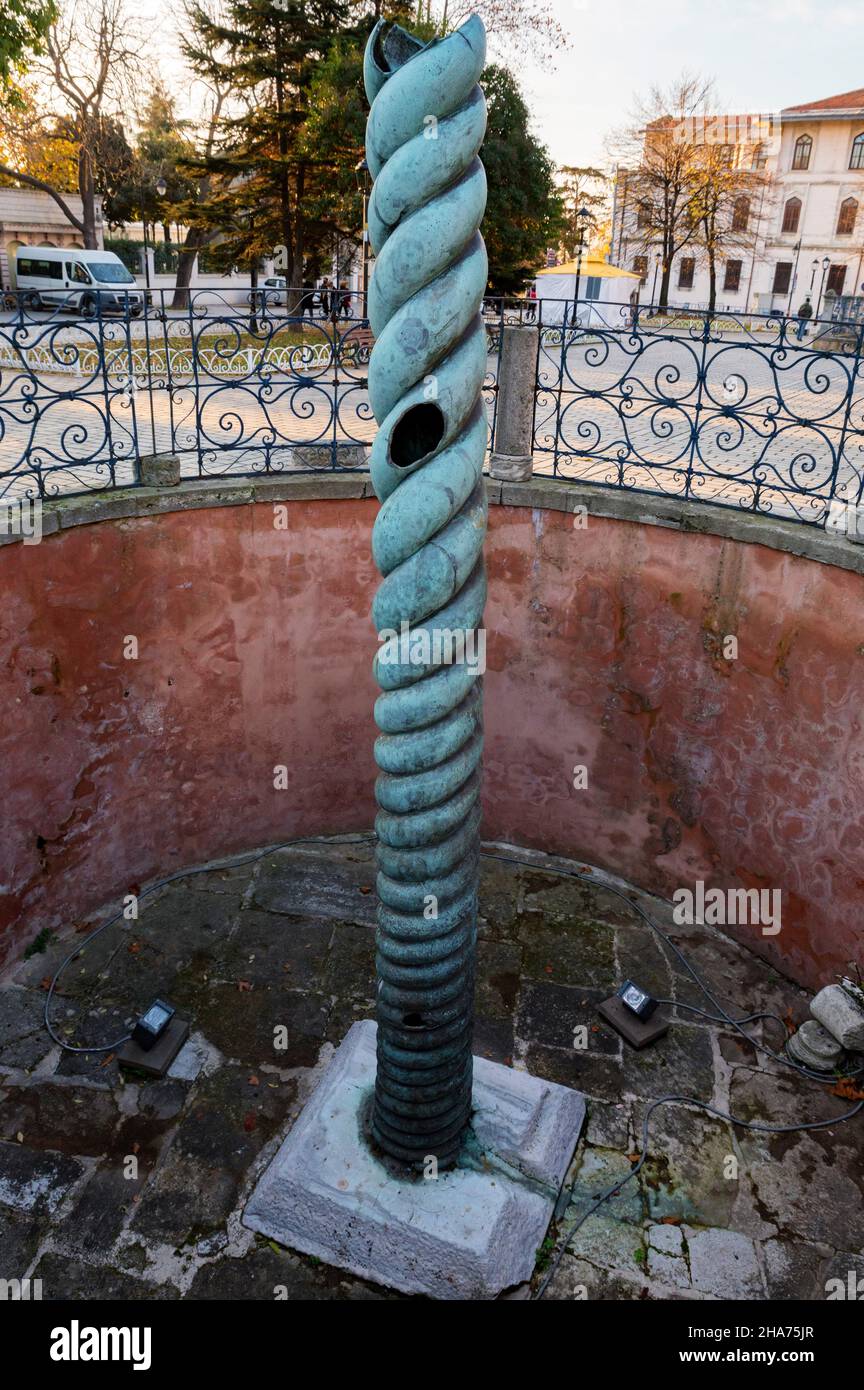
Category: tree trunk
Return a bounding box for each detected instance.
[707,253,717,315]
[78,149,99,249]
[659,262,671,311]
[171,225,209,311]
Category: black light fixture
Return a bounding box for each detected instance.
[132,998,175,1051]
[616,979,658,1019]
[597,978,668,1049]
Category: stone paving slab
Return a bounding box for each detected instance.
[0,839,861,1301]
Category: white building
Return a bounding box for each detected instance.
[0,188,104,292]
[611,88,864,316]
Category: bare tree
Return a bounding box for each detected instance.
[612,74,716,310]
[690,142,771,313]
[0,0,145,246]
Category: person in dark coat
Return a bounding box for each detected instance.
[795,295,813,341]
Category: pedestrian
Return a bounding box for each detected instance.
[525,285,537,322]
[298,286,317,321]
[795,295,813,341]
[339,281,352,318]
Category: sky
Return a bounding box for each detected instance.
[516,0,864,167]
[135,0,864,171]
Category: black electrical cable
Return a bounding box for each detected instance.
[476,849,864,1300]
[43,834,374,1054]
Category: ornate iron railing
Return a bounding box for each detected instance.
[534,297,864,528]
[4,286,864,530]
[0,286,506,502]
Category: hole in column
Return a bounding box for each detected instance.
[389,403,445,468]
[401,1012,427,1029]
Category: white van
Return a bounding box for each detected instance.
[13,247,145,316]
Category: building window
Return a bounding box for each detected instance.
[792,134,812,170]
[837,197,859,236]
[772,262,792,295]
[718,144,734,167]
[751,142,767,170]
[723,260,743,292]
[678,258,695,289]
[731,196,750,232]
[636,201,652,230]
[633,255,648,285]
[850,133,864,170]
[826,264,847,296]
[781,197,802,234]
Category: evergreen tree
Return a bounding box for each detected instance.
[479,65,563,295]
[182,0,353,294]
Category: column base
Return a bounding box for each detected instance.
[243,1019,585,1299]
[489,452,533,482]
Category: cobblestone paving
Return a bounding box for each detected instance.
[1,837,861,1301]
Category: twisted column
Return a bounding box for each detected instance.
[364,15,489,1169]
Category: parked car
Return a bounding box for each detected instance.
[246,276,287,306]
[13,247,145,316]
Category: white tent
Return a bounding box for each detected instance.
[534,257,641,329]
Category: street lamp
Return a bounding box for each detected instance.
[571,205,593,327]
[816,255,831,318]
[809,257,819,293]
[786,239,802,316]
[140,175,168,297]
[354,157,371,320]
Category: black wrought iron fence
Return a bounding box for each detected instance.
[0,286,508,503]
[4,285,863,530]
[533,297,864,528]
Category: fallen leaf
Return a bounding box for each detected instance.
[359,885,372,895]
[237,980,252,993]
[16,1131,23,1143]
[243,1112,257,1133]
[248,1075,260,1087]
[831,1077,864,1101]
[127,942,141,955]
[661,1215,683,1225]
[98,1053,115,1068]
[73,921,93,934]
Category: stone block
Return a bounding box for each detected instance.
[786,1018,844,1071]
[810,984,864,1051]
[243,1019,585,1299]
[139,454,182,487]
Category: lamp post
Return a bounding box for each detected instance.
[809,257,819,294]
[571,205,593,326]
[140,174,167,300]
[786,239,801,316]
[354,157,371,320]
[816,255,831,318]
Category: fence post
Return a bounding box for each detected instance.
[489,323,539,481]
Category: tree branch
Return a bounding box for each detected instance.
[0,162,85,233]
